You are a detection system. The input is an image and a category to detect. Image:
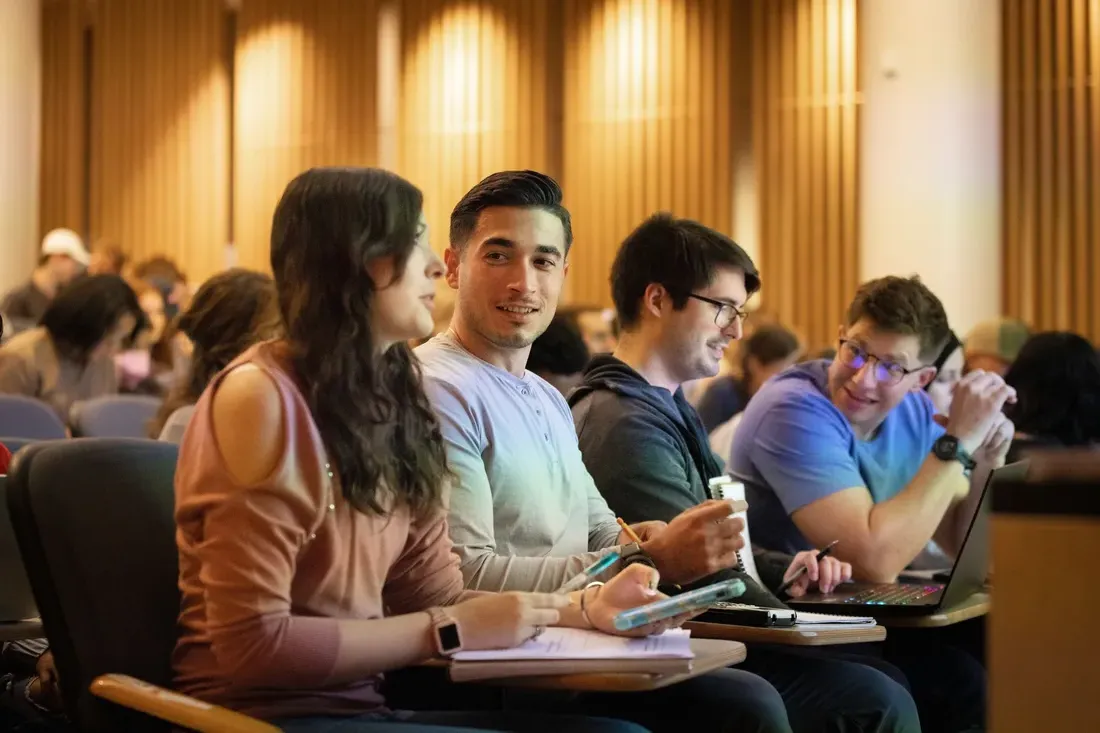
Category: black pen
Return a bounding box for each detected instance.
[777,540,840,596]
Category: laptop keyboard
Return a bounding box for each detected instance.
[840,585,942,605]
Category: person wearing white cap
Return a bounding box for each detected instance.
[1,228,91,334]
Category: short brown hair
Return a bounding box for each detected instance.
[846,275,950,362]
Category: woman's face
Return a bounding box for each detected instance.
[368,215,444,351]
[927,346,964,415]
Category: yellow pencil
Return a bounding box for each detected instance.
[617,517,643,545]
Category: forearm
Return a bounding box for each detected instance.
[329,613,437,684]
[934,462,992,558]
[459,548,618,592]
[860,457,966,580]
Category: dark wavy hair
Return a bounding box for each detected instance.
[41,274,146,363]
[149,269,282,437]
[271,167,450,517]
[1004,331,1100,446]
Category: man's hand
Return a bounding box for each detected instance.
[782,551,853,597]
[641,500,746,585]
[972,412,1014,468]
[618,520,667,545]
[946,370,1017,455]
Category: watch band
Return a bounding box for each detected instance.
[426,607,462,657]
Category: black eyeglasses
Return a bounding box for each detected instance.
[687,294,747,330]
[837,339,925,386]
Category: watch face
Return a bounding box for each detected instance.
[935,435,959,459]
[438,622,461,653]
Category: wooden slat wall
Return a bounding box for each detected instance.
[752,0,859,351]
[398,0,559,264]
[562,0,736,307]
[39,0,86,239]
[1003,0,1100,341]
[233,0,379,273]
[89,0,229,285]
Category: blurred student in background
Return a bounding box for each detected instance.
[152,268,281,441]
[1004,331,1100,463]
[1,228,90,334]
[924,331,963,416]
[697,323,802,434]
[963,318,1029,376]
[0,275,145,421]
[527,313,590,397]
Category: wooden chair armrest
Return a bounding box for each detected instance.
[89,674,281,733]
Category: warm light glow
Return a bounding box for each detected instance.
[235,22,299,148]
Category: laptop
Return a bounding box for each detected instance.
[787,461,1028,618]
[0,475,39,623]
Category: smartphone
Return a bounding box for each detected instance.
[612,578,746,631]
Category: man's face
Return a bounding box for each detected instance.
[445,207,568,350]
[826,318,936,431]
[655,266,748,384]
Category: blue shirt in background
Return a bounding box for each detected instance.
[729,360,943,554]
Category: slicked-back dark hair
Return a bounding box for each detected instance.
[611,213,760,330]
[449,170,572,254]
[41,274,146,363]
[845,275,950,362]
[271,167,451,519]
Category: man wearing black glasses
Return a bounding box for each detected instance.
[729,275,1014,580]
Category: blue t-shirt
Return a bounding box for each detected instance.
[729,360,944,554]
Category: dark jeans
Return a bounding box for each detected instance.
[732,647,920,733]
[880,620,986,733]
[275,710,649,732]
[387,654,917,733]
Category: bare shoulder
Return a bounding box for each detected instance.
[211,364,286,485]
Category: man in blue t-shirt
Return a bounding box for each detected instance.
[731,275,1016,582]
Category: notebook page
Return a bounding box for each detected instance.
[451,628,694,661]
[713,479,763,587]
[795,611,876,626]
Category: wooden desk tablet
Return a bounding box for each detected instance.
[0,618,43,641]
[876,592,990,628]
[469,638,747,692]
[685,620,886,645]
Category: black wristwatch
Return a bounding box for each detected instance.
[620,542,655,569]
[932,434,976,474]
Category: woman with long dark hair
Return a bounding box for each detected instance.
[172,168,661,732]
[150,268,281,441]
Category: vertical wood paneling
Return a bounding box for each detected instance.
[754,0,859,350]
[234,0,378,273]
[398,0,557,278]
[563,0,736,307]
[39,0,86,238]
[1003,0,1100,341]
[90,0,229,284]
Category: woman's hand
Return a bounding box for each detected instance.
[583,563,696,638]
[446,592,570,651]
[782,551,852,597]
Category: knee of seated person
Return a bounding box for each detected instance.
[700,669,789,730]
